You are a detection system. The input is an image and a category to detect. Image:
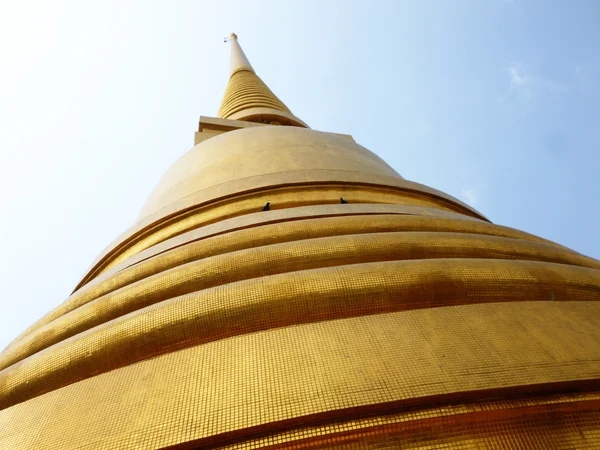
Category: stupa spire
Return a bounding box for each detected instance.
[228,33,253,75]
[3,32,599,450]
[218,33,308,127]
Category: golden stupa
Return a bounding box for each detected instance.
[1,34,600,449]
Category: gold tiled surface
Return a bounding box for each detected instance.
[80,171,487,293]
[136,126,483,224]
[8,211,587,352]
[144,127,399,213]
[3,231,600,372]
[8,209,564,351]
[224,393,600,449]
[90,207,560,286]
[248,403,600,449]
[76,200,486,294]
[82,184,477,286]
[1,258,599,410]
[83,124,486,293]
[137,168,482,227]
[10,209,480,348]
[0,302,599,448]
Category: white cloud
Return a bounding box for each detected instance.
[505,62,569,98]
[507,63,531,88]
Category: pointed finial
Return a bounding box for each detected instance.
[228,32,254,75]
[218,33,309,127]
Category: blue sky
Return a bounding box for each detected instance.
[0,0,598,349]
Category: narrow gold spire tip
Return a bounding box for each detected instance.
[218,33,308,127]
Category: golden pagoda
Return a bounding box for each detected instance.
[1,34,600,449]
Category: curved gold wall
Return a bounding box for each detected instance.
[139,126,403,219]
[1,123,600,449]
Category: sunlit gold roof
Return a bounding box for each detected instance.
[139,126,402,219]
